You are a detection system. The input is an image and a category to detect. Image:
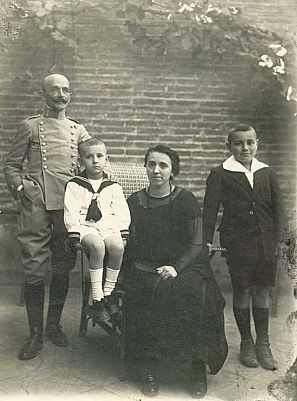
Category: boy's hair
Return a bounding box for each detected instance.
[144,144,180,177]
[228,124,257,144]
[78,138,107,156]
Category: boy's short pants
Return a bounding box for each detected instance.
[79,223,121,242]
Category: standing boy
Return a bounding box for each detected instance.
[64,138,130,322]
[203,124,283,370]
[4,74,91,360]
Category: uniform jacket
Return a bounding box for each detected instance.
[203,156,283,260]
[64,171,131,239]
[4,114,90,210]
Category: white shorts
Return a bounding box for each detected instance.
[79,224,121,242]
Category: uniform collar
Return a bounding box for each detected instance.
[43,106,66,120]
[223,155,268,173]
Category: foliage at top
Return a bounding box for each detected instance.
[0,0,27,52]
[0,0,296,111]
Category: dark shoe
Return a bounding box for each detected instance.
[18,327,43,360]
[240,338,259,368]
[255,337,278,370]
[190,361,207,399]
[46,323,69,347]
[141,370,159,397]
[104,295,121,315]
[92,300,110,323]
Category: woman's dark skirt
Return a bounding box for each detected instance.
[123,263,228,375]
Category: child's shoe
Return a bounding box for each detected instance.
[104,294,121,315]
[255,336,278,370]
[92,300,110,323]
[240,338,258,368]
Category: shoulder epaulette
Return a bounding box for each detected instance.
[67,117,82,124]
[25,114,41,121]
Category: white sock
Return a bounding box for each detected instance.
[89,268,104,301]
[103,267,120,296]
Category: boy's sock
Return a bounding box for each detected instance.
[233,307,253,340]
[89,268,104,301]
[103,267,120,296]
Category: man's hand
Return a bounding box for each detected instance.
[156,265,177,279]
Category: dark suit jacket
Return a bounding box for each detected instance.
[202,165,283,261]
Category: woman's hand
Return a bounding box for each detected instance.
[156,265,177,279]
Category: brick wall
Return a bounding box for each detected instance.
[0,0,296,209]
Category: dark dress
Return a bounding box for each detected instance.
[123,187,228,374]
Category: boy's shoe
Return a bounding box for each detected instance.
[18,326,43,360]
[255,336,278,370]
[240,338,259,368]
[92,300,110,323]
[104,294,121,315]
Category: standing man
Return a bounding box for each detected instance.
[4,74,91,360]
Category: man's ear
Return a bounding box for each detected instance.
[226,142,231,151]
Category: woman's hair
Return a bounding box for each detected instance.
[144,144,180,177]
[228,124,257,144]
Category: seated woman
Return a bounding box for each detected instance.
[123,144,228,398]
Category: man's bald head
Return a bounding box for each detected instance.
[42,74,70,92]
[41,74,71,112]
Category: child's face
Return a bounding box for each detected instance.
[80,144,108,179]
[227,130,258,166]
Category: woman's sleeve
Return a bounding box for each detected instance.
[202,169,223,244]
[172,192,204,274]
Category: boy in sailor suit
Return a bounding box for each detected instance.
[64,138,130,322]
[203,124,283,371]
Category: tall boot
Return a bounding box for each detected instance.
[190,360,207,399]
[253,307,277,370]
[233,307,258,368]
[18,282,44,360]
[46,272,69,346]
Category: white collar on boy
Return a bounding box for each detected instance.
[223,155,268,188]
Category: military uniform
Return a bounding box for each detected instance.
[4,112,91,357]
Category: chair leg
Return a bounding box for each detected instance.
[79,251,91,336]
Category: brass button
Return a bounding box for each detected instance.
[71,132,75,135]
[42,142,46,146]
[71,138,75,142]
[72,161,76,166]
[43,157,47,161]
[40,134,45,139]
[42,149,46,154]
[44,165,48,169]
[249,211,254,216]
[70,168,74,173]
[71,153,76,157]
[40,128,45,132]
[71,145,75,149]
[39,121,44,125]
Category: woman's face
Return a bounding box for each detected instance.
[146,151,173,187]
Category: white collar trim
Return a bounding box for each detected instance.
[223,156,268,173]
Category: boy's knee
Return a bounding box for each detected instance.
[252,287,269,307]
[106,237,124,256]
[233,287,251,308]
[83,236,105,254]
